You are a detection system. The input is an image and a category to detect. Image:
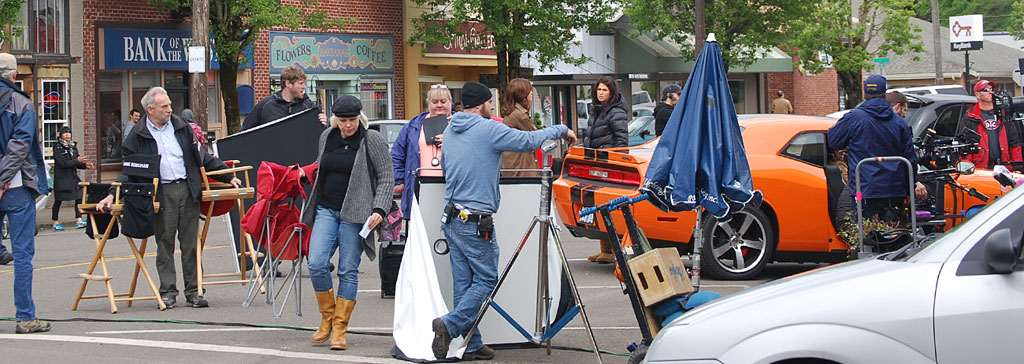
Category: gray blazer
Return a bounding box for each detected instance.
[301,127,394,261]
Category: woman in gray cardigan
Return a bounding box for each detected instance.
[302,95,393,351]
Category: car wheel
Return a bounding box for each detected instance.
[700,206,776,280]
[626,345,647,364]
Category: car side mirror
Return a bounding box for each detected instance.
[984,228,1020,274]
[956,161,975,174]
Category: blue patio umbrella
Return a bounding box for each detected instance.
[640,36,761,221]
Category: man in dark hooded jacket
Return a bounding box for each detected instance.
[654,84,681,137]
[241,66,325,131]
[827,75,918,223]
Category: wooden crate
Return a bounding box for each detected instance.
[627,248,693,307]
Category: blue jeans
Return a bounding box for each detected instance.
[307,205,363,300]
[0,188,37,321]
[440,219,499,352]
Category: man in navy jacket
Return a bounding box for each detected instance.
[828,75,919,223]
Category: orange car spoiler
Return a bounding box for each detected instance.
[567,146,644,164]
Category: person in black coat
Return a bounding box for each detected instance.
[583,76,628,149]
[582,76,629,264]
[51,126,93,230]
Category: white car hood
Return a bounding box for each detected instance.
[648,258,941,362]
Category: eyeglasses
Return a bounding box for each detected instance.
[980,88,994,93]
[430,84,448,89]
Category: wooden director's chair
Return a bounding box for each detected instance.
[72,179,165,313]
[195,161,261,295]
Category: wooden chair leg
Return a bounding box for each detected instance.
[73,214,105,311]
[126,237,165,310]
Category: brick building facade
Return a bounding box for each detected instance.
[81,1,405,181]
[253,0,405,121]
[767,67,840,117]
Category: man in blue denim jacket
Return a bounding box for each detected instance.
[430,82,576,360]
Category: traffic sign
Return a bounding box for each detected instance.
[873,58,890,63]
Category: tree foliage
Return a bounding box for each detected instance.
[620,0,813,71]
[1013,0,1024,43]
[912,0,1018,32]
[0,0,25,44]
[409,0,615,104]
[149,0,352,133]
[784,0,924,107]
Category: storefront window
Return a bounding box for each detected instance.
[360,78,392,120]
[40,80,67,159]
[576,85,592,131]
[33,0,66,54]
[728,80,746,114]
[207,73,219,124]
[164,71,188,118]
[532,86,555,129]
[99,72,123,163]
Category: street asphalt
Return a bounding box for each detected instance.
[1,213,825,363]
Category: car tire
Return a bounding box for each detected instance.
[626,345,647,364]
[700,206,776,280]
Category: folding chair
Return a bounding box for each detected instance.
[195,160,258,294]
[72,180,165,313]
[241,161,314,317]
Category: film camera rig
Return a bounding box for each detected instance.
[913,127,988,231]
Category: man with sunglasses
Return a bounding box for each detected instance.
[962,80,1023,170]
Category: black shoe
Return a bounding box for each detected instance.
[186,295,209,308]
[431,317,452,360]
[161,294,176,309]
[463,345,495,361]
[0,252,12,265]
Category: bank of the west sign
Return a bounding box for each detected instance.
[269,31,393,74]
[103,28,254,70]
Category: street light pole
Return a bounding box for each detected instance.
[191,0,210,130]
[931,0,942,85]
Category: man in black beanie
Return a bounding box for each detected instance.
[430,82,576,360]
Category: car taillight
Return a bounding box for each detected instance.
[567,163,641,186]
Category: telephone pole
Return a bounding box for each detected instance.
[191,0,210,130]
[931,0,942,85]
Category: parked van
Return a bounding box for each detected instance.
[890,85,968,96]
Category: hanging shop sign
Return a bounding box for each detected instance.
[103,28,254,70]
[424,22,496,58]
[270,31,393,74]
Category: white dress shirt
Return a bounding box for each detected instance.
[146,117,187,183]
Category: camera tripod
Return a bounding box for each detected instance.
[459,162,603,363]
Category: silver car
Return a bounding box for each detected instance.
[644,184,1024,364]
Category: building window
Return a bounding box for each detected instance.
[360,78,393,120]
[33,0,66,54]
[10,3,29,51]
[40,80,68,160]
[99,71,123,163]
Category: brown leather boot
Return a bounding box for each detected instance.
[311,290,335,344]
[331,297,356,350]
[591,240,615,263]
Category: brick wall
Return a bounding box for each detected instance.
[767,66,840,116]
[82,1,178,181]
[252,0,406,119]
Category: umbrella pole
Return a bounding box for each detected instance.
[691,207,703,291]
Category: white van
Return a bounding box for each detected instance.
[890,85,968,96]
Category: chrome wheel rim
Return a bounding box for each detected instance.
[709,210,768,274]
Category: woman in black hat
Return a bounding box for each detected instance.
[300,95,394,351]
[51,126,93,230]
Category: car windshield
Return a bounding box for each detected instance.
[628,116,654,135]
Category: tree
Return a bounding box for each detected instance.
[912,0,1018,32]
[409,0,615,105]
[620,0,813,71]
[1013,0,1024,44]
[785,0,924,107]
[0,0,25,45]
[149,0,352,133]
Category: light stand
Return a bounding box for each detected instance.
[459,160,603,363]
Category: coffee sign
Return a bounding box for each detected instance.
[270,32,394,74]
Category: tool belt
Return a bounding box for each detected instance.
[442,202,494,239]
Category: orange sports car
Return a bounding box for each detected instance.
[554,114,1005,280]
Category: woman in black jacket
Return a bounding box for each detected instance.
[583,76,629,150]
[583,76,628,263]
[51,126,93,230]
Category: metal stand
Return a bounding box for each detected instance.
[854,156,918,259]
[461,163,603,363]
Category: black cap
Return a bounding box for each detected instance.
[662,84,682,99]
[461,82,491,109]
[332,95,362,117]
[59,126,71,135]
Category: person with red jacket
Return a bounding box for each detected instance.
[962,80,1024,170]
